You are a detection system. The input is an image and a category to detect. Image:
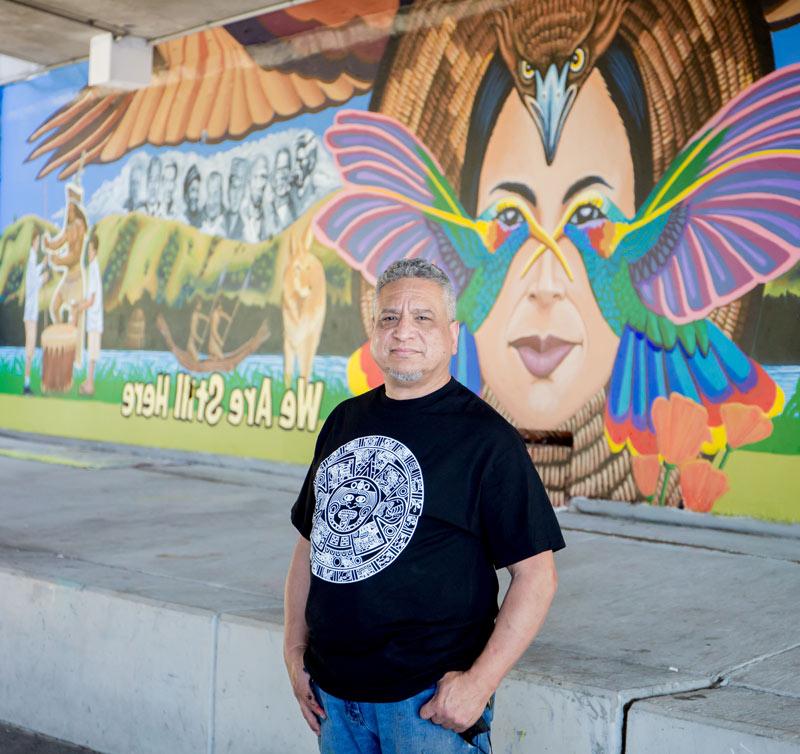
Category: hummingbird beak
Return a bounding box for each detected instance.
[519,209,574,281]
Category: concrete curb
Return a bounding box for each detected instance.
[569,497,800,540]
[0,429,308,478]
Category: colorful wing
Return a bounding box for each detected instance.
[26,9,390,180]
[313,110,485,294]
[620,63,800,324]
[605,320,782,456]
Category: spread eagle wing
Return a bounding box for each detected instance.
[313,109,485,296]
[618,62,800,324]
[26,1,398,180]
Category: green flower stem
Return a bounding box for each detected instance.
[718,445,732,470]
[657,463,675,507]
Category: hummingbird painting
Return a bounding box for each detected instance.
[314,62,799,454]
[531,62,800,454]
[313,109,572,394]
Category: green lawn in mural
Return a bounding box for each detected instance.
[0,394,319,465]
[749,378,800,455]
[0,347,351,420]
[714,449,800,523]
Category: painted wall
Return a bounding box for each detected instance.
[0,0,798,522]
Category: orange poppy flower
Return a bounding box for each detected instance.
[721,403,773,449]
[631,454,661,498]
[679,459,729,513]
[652,394,712,466]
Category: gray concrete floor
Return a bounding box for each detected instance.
[1,429,799,751]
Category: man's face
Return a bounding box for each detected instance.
[228,170,244,211]
[162,165,177,204]
[186,178,200,213]
[295,144,307,175]
[273,151,291,197]
[130,166,146,205]
[147,162,161,200]
[250,158,268,208]
[370,277,459,393]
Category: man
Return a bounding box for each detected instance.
[201,171,227,236]
[284,259,564,753]
[73,233,103,395]
[160,159,178,218]
[240,154,270,243]
[271,147,296,230]
[145,155,162,216]
[23,228,48,395]
[292,132,317,203]
[44,189,88,366]
[124,160,147,213]
[181,164,203,228]
[225,157,248,239]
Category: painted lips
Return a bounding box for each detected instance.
[511,335,578,378]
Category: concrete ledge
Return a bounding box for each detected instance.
[0,569,213,754]
[0,563,710,754]
[626,686,800,754]
[2,437,798,754]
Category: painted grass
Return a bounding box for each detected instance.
[0,395,317,465]
[713,450,800,523]
[0,351,350,420]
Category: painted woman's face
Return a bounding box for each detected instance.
[474,68,636,429]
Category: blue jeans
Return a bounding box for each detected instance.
[311,680,493,754]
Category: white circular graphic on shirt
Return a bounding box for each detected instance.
[310,435,424,583]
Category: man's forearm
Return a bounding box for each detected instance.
[283,536,312,665]
[468,550,558,695]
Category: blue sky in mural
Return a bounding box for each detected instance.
[0,60,369,229]
[773,23,800,68]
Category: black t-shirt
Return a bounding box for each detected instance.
[290,378,565,702]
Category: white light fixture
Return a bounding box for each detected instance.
[88,32,152,90]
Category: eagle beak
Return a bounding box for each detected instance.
[524,63,577,165]
[519,213,574,281]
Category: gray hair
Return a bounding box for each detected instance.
[374,259,456,321]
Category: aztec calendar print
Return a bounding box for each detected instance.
[310,435,424,584]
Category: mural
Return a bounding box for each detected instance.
[1,0,798,522]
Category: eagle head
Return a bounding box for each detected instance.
[492,0,629,164]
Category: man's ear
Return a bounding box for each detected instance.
[449,320,460,355]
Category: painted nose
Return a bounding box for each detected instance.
[525,245,566,307]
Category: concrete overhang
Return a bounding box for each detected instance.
[0,0,309,80]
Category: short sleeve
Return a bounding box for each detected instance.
[479,431,566,569]
[290,405,339,539]
[290,462,317,539]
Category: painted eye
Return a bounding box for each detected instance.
[519,59,535,82]
[496,206,525,228]
[569,47,586,74]
[568,203,605,226]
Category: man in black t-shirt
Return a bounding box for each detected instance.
[284,259,565,753]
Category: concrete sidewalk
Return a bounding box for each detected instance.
[0,430,798,754]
